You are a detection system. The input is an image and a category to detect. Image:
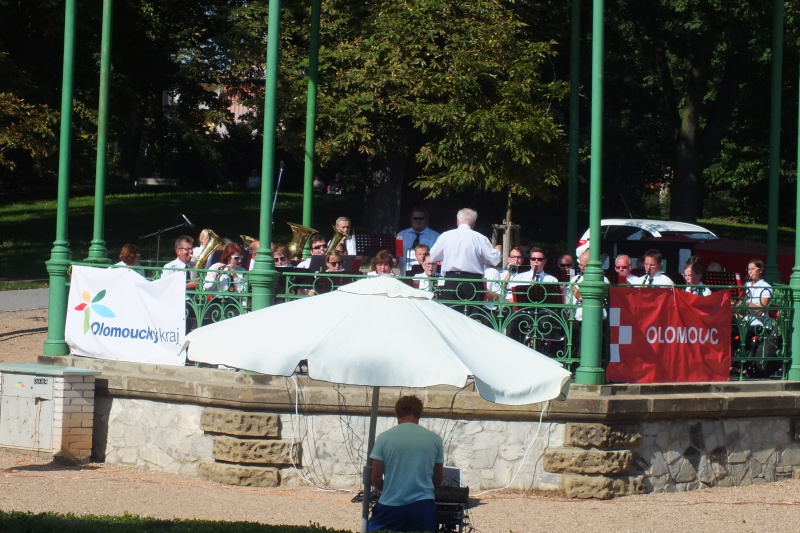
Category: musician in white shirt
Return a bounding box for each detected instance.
[629,249,673,286]
[429,208,500,303]
[506,247,559,300]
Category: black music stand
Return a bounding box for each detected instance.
[307,255,362,273]
[704,271,741,298]
[354,234,396,256]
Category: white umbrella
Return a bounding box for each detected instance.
[183,276,571,530]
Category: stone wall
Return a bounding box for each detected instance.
[637,418,800,492]
[275,412,565,491]
[93,397,213,475]
[94,396,565,491]
[42,356,800,498]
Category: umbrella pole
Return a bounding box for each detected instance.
[361,385,380,533]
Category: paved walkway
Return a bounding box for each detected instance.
[0,289,49,312]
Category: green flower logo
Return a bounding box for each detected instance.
[74,289,116,333]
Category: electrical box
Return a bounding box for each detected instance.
[0,372,55,450]
[0,363,101,456]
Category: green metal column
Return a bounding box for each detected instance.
[44,0,77,356]
[86,0,114,263]
[301,0,321,255]
[788,62,800,381]
[574,0,606,385]
[566,0,581,256]
[250,0,281,311]
[765,0,784,284]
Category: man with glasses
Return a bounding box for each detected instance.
[629,249,673,286]
[297,235,328,269]
[161,235,199,290]
[557,253,575,274]
[614,254,633,283]
[507,247,559,296]
[333,216,357,255]
[161,235,200,332]
[397,207,440,273]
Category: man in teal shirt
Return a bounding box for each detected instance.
[368,395,444,532]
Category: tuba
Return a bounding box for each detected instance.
[329,225,349,254]
[287,222,318,261]
[241,234,256,250]
[193,229,223,270]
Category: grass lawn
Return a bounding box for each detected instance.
[0,189,794,283]
[0,189,359,281]
[0,511,346,532]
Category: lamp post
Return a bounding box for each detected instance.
[85,0,114,264]
[574,0,606,385]
[44,0,77,356]
[250,0,282,311]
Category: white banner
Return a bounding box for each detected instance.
[66,265,187,365]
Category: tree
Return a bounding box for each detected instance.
[0,93,57,173]
[306,0,568,232]
[602,0,797,223]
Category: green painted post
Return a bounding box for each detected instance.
[86,0,114,264]
[765,0,784,284]
[788,62,800,381]
[44,0,77,356]
[250,0,281,311]
[566,0,581,257]
[301,0,321,258]
[574,0,606,385]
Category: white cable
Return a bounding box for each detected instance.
[473,400,549,497]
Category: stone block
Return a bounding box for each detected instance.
[198,460,280,487]
[564,423,642,448]
[201,407,280,438]
[793,466,800,480]
[561,474,644,499]
[212,436,299,465]
[544,448,632,475]
[612,475,645,496]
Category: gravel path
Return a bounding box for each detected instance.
[1,306,799,531]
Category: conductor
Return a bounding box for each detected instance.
[368,395,444,532]
[429,208,501,302]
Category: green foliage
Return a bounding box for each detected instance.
[0,510,346,533]
[0,93,58,170]
[309,0,567,199]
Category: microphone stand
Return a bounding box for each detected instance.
[271,162,286,218]
[139,222,192,265]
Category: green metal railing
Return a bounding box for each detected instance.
[68,263,795,380]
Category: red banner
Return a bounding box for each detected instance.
[606,287,731,383]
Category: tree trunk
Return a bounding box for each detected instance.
[360,153,407,234]
[670,36,714,223]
